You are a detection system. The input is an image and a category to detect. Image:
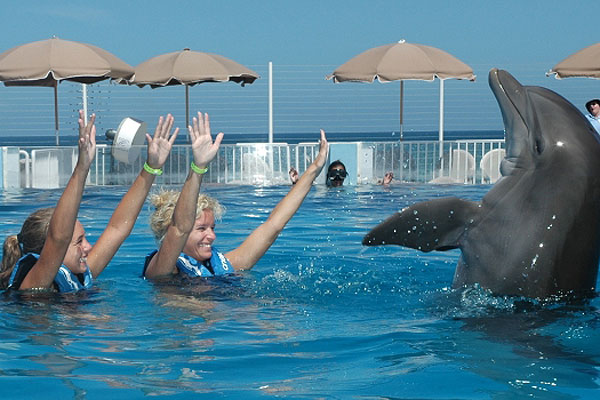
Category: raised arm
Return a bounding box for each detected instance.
[87,114,179,278]
[226,130,329,270]
[20,111,96,289]
[144,112,223,279]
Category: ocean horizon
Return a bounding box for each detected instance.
[0,129,505,147]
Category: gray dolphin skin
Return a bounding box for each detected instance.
[363,69,600,298]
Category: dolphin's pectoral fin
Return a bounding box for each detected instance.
[363,197,480,252]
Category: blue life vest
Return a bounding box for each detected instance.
[8,253,93,293]
[143,247,233,278]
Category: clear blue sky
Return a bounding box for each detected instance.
[0,0,598,138]
[0,0,594,70]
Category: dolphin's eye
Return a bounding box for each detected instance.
[535,138,544,155]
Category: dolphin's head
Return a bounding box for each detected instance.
[489,68,600,176]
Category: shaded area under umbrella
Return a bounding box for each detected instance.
[0,37,134,145]
[547,42,600,79]
[327,40,475,145]
[126,48,259,128]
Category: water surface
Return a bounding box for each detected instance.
[0,184,598,399]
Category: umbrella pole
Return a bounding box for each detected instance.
[54,82,59,146]
[399,81,404,140]
[82,83,88,122]
[185,85,190,139]
[439,79,445,161]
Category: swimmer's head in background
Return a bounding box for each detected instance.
[327,160,347,187]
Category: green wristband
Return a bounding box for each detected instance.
[143,162,163,176]
[191,161,208,175]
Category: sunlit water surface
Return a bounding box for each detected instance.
[0,184,598,399]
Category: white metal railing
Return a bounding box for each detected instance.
[9,140,505,189]
[367,139,504,184]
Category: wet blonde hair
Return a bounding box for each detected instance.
[0,207,54,289]
[149,190,224,243]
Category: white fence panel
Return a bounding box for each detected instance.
[13,140,505,189]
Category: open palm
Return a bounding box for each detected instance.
[77,110,96,169]
[189,112,223,167]
[146,114,179,169]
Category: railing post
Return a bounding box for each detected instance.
[269,61,274,144]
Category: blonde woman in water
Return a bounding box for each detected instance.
[143,111,328,278]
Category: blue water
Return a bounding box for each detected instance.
[0,184,598,399]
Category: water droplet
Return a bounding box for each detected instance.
[530,254,539,269]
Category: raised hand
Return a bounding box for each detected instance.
[77,110,96,169]
[188,112,224,168]
[146,114,179,169]
[383,171,394,185]
[313,129,329,169]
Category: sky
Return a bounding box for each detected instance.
[0,0,599,138]
[0,0,593,68]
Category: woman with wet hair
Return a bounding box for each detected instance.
[143,111,329,279]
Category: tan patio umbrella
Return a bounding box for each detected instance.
[127,48,259,128]
[327,40,475,144]
[0,37,134,145]
[548,42,600,78]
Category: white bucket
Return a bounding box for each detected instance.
[111,117,147,164]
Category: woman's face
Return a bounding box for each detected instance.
[183,209,216,262]
[63,220,92,274]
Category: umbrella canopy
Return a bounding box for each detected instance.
[127,48,259,127]
[329,40,475,83]
[0,37,134,144]
[548,42,600,78]
[327,40,475,143]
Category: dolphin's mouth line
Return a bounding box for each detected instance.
[495,73,528,136]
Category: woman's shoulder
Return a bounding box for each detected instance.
[7,253,39,290]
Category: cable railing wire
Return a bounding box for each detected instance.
[0,62,597,143]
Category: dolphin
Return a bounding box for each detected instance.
[363,69,600,298]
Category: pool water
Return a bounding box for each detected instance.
[0,184,599,399]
